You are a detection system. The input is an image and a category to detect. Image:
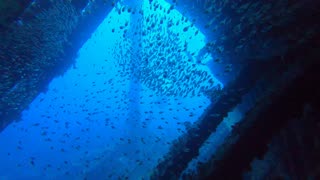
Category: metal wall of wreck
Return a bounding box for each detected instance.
[0,0,119,132]
[193,33,320,179]
[0,0,32,30]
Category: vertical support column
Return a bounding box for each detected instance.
[126,0,143,129]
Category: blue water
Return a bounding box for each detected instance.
[0,0,227,179]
